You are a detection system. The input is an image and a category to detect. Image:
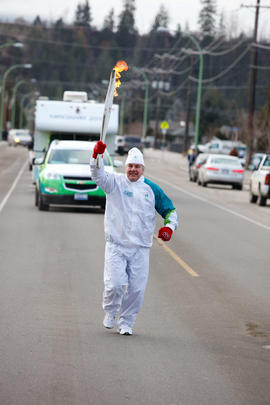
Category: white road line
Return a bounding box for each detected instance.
[0,159,28,214]
[149,174,270,232]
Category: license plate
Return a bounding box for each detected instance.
[222,169,229,174]
[74,193,88,200]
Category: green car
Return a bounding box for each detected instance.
[35,140,115,211]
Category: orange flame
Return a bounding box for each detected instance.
[113,60,128,96]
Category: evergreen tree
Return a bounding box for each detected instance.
[74,0,92,27]
[151,4,169,32]
[117,0,136,34]
[199,86,230,138]
[116,0,137,49]
[198,0,217,38]
[75,4,83,26]
[217,11,226,38]
[33,16,43,27]
[103,8,115,32]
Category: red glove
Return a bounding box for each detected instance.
[92,141,107,159]
[158,226,173,242]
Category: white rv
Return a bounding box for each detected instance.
[32,91,119,182]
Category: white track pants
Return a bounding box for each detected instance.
[103,242,150,329]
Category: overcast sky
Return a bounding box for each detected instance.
[1,0,270,38]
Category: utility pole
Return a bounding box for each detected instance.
[183,56,194,154]
[245,0,260,166]
[154,88,162,148]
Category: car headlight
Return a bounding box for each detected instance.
[14,137,20,143]
[43,171,61,180]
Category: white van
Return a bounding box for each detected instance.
[206,140,246,156]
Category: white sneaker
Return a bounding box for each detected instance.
[103,314,116,329]
[118,326,132,336]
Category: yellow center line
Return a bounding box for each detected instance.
[153,235,199,277]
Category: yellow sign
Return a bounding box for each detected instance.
[160,121,169,130]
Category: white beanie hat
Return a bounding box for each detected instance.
[125,147,144,166]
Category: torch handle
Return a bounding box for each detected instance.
[96,69,116,168]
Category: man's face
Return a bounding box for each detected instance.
[126,163,144,182]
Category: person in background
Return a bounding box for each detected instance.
[229,147,239,157]
[90,141,178,336]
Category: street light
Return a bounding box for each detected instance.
[157,27,203,152]
[11,78,37,128]
[11,80,26,128]
[183,38,203,153]
[19,92,39,129]
[132,66,149,140]
[0,63,32,140]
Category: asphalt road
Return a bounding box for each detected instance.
[0,145,269,405]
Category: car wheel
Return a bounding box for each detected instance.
[202,180,207,187]
[38,194,49,211]
[35,187,39,207]
[258,187,266,207]
[249,189,258,203]
[234,184,243,190]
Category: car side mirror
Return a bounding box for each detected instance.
[34,156,45,165]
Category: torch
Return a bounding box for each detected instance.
[96,60,128,168]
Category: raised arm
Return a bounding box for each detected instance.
[90,141,116,194]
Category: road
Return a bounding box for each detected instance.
[0,144,269,405]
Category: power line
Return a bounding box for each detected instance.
[252,42,270,50]
[189,46,250,84]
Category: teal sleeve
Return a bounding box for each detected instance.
[144,178,175,219]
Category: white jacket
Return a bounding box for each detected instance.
[90,157,178,248]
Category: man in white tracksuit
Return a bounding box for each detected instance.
[90,141,178,335]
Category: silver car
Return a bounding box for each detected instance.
[8,129,32,147]
[115,135,143,155]
[197,154,244,190]
[189,153,208,182]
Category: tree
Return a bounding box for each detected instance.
[151,4,169,32]
[103,8,115,32]
[198,0,217,38]
[199,86,230,139]
[33,16,44,27]
[217,11,226,38]
[74,0,92,27]
[258,84,270,152]
[116,0,137,50]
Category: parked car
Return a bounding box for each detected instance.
[35,140,115,211]
[249,153,270,206]
[197,154,244,189]
[189,153,209,182]
[8,129,33,147]
[115,135,143,155]
[249,153,265,170]
[205,139,246,156]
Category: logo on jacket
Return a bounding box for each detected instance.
[145,193,149,199]
[123,190,133,197]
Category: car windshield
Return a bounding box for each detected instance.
[48,149,110,165]
[125,137,141,143]
[263,157,270,167]
[196,154,208,163]
[209,158,240,166]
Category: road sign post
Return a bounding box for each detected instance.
[160,121,169,149]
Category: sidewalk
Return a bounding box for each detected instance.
[143,148,188,172]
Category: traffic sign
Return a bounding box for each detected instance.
[160,121,169,130]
